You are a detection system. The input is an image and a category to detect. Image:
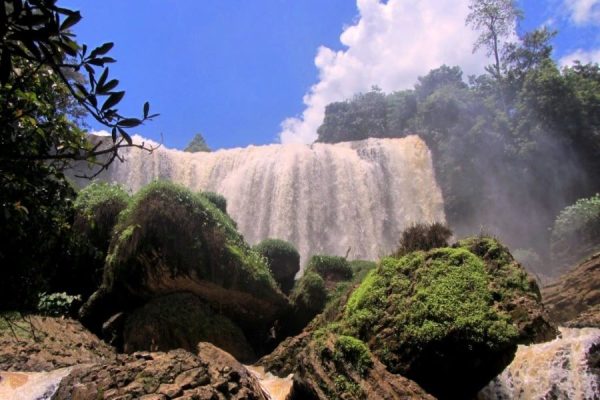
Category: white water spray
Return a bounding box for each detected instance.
[0,368,72,400]
[77,135,445,266]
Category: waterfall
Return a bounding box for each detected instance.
[75,135,445,266]
[478,327,600,400]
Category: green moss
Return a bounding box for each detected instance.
[201,191,227,214]
[343,244,520,369]
[104,180,278,296]
[333,335,373,375]
[306,255,353,281]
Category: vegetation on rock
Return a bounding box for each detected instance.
[551,194,600,271]
[339,236,553,399]
[82,181,288,353]
[254,238,301,294]
[201,191,228,214]
[392,222,453,256]
[65,182,130,297]
[305,255,353,284]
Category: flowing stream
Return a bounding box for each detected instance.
[478,327,600,400]
[73,135,445,267]
[246,365,293,400]
[0,368,71,400]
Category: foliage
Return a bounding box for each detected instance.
[466,0,522,77]
[333,335,373,375]
[315,27,600,271]
[392,222,453,257]
[287,271,328,333]
[0,1,157,310]
[59,182,130,298]
[103,181,278,295]
[348,260,376,283]
[551,194,600,268]
[306,255,353,281]
[254,238,300,294]
[201,191,227,214]
[184,133,211,152]
[37,292,82,317]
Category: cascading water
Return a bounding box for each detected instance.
[76,135,445,266]
[478,327,600,400]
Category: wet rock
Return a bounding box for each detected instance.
[543,252,600,328]
[123,293,255,362]
[54,347,268,400]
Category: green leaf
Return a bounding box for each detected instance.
[60,11,81,31]
[117,118,141,128]
[97,68,109,92]
[117,127,133,145]
[111,127,117,142]
[101,79,119,93]
[143,102,150,118]
[89,42,114,58]
[101,91,125,111]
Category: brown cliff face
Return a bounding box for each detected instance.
[543,252,600,328]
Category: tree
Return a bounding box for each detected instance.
[184,133,211,152]
[1,0,159,173]
[0,1,159,310]
[466,0,522,79]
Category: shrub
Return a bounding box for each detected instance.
[392,222,452,257]
[62,182,130,298]
[287,271,328,333]
[254,238,300,294]
[201,191,227,214]
[348,260,377,283]
[306,255,353,281]
[37,292,82,317]
[551,194,600,269]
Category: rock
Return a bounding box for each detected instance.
[53,347,268,400]
[102,312,126,348]
[261,331,433,400]
[0,315,115,372]
[80,182,289,353]
[543,252,600,328]
[123,293,255,362]
[340,237,556,399]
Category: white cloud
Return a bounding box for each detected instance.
[89,129,111,137]
[278,0,489,144]
[559,48,600,66]
[563,0,600,25]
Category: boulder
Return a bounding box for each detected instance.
[123,293,255,362]
[543,252,600,328]
[260,331,433,400]
[341,237,556,399]
[80,182,289,352]
[53,346,268,400]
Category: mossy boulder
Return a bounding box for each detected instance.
[123,293,255,362]
[63,182,130,297]
[81,181,288,351]
[260,330,433,400]
[341,237,556,399]
[254,238,300,294]
[305,255,353,289]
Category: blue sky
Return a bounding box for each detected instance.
[61,1,600,150]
